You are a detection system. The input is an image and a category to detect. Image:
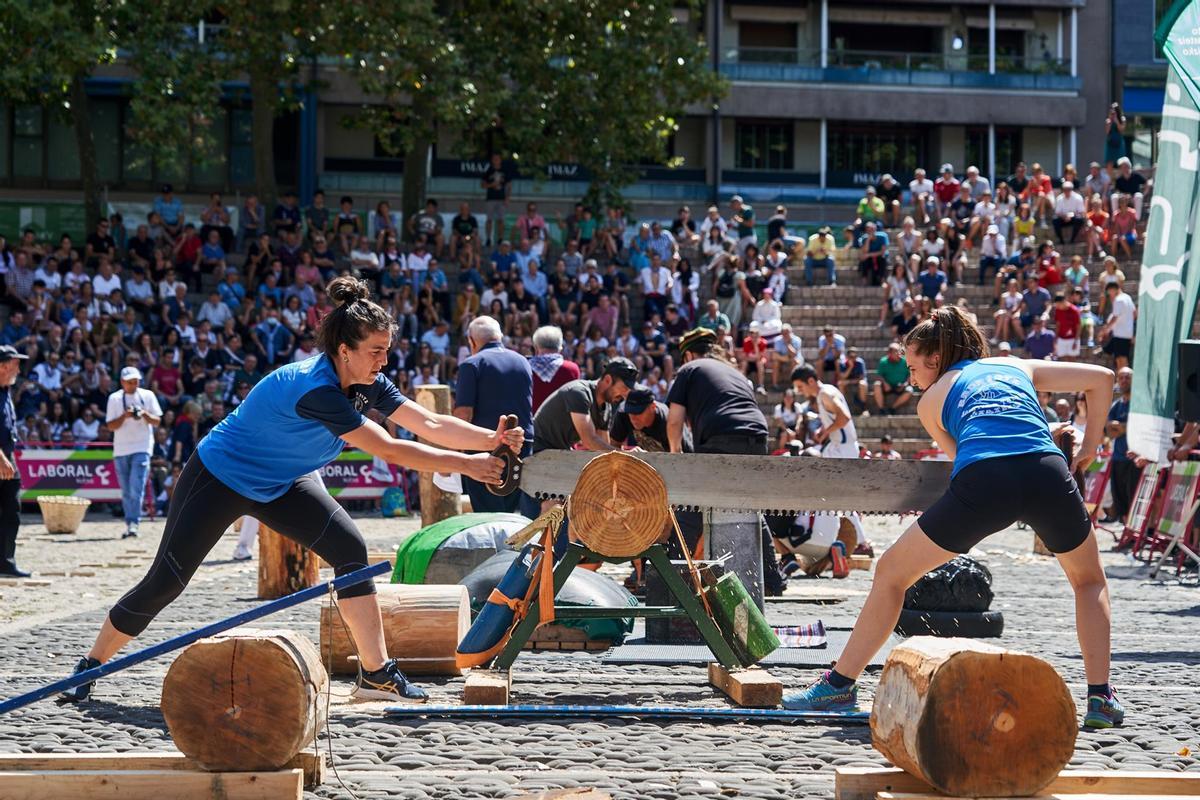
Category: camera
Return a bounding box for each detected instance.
[130,407,144,420]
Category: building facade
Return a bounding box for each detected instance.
[0,0,1114,205]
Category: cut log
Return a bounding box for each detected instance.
[870,637,1076,798]
[416,385,462,526]
[319,583,469,676]
[162,630,328,772]
[257,524,319,599]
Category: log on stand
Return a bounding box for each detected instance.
[162,630,328,772]
[416,385,462,527]
[320,583,470,676]
[870,636,1077,798]
[258,523,319,600]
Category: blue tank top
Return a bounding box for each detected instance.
[940,359,1063,478]
[197,354,407,502]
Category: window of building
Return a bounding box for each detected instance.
[827,122,928,185]
[829,22,938,63]
[12,106,44,180]
[191,108,230,187]
[738,21,798,62]
[966,29,1026,71]
[1128,116,1159,169]
[230,108,255,187]
[0,105,9,181]
[48,118,81,182]
[735,122,793,171]
[1155,0,1172,60]
[965,126,1022,180]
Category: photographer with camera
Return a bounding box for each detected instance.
[105,367,162,538]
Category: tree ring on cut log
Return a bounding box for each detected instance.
[567,452,669,558]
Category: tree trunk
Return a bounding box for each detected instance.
[400,95,434,242]
[258,523,320,599]
[69,76,101,234]
[248,65,279,213]
[870,637,1076,798]
[162,630,327,771]
[319,583,470,676]
[415,385,461,526]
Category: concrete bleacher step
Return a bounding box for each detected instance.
[782,280,1137,305]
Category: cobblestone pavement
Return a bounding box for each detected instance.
[0,509,1197,799]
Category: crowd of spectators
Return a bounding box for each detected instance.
[0,147,1149,484]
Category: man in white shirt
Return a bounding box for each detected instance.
[978,224,1008,287]
[751,287,783,337]
[105,366,162,538]
[698,205,727,238]
[1053,181,1086,244]
[124,268,154,314]
[197,289,233,328]
[31,351,63,394]
[1099,282,1136,371]
[91,257,122,300]
[908,168,935,226]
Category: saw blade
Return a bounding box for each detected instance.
[520,451,951,515]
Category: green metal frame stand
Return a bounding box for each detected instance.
[493,542,741,671]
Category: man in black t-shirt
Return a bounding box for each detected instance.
[666,329,768,454]
[85,219,117,269]
[609,386,692,453]
[876,174,903,227]
[1007,162,1030,196]
[532,357,636,453]
[1112,157,1148,220]
[481,153,511,246]
[449,201,479,260]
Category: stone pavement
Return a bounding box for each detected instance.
[0,509,1197,799]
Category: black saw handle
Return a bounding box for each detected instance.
[487,414,523,496]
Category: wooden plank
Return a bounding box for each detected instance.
[0,579,52,587]
[511,791,611,800]
[707,663,782,708]
[849,555,873,571]
[0,748,324,790]
[0,768,303,800]
[837,768,1200,800]
[464,670,510,705]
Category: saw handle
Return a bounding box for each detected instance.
[487,414,523,496]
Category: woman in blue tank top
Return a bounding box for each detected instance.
[786,306,1124,730]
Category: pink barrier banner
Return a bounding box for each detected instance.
[15,447,401,501]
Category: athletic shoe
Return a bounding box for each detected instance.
[1083,690,1125,729]
[122,524,139,539]
[830,541,850,579]
[232,546,253,561]
[782,671,859,712]
[59,656,101,702]
[354,659,429,703]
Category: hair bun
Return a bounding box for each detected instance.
[328,276,370,307]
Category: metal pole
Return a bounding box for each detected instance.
[1057,129,1064,176]
[1070,8,1078,77]
[711,0,722,204]
[0,561,391,716]
[820,0,829,68]
[988,123,996,189]
[988,4,996,75]
[384,704,872,725]
[819,118,828,191]
[1070,127,1077,168]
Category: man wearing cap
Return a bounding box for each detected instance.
[854,186,884,233]
[0,346,28,575]
[730,195,756,257]
[876,175,903,227]
[1053,181,1086,243]
[610,386,691,453]
[908,168,935,226]
[1083,161,1111,203]
[453,316,533,514]
[533,356,637,454]
[106,367,162,538]
[978,223,1007,287]
[153,184,184,242]
[933,164,960,219]
[805,226,837,287]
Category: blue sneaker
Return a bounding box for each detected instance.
[355,659,428,703]
[782,671,859,712]
[1083,690,1125,729]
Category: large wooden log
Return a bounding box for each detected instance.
[162,630,328,772]
[416,385,462,526]
[870,637,1077,798]
[258,523,320,599]
[319,583,470,676]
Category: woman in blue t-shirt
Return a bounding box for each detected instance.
[785,306,1123,729]
[63,277,523,704]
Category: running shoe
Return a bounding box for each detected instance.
[830,542,850,579]
[122,524,139,539]
[1083,690,1125,729]
[354,659,428,703]
[782,671,859,712]
[58,656,101,702]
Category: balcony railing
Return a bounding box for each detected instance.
[722,47,1079,91]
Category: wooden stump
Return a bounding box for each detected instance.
[258,523,319,599]
[319,583,470,676]
[870,637,1077,798]
[162,630,328,772]
[416,385,462,527]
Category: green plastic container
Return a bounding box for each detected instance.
[705,573,780,667]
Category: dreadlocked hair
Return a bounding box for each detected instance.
[317,276,396,361]
[904,305,989,380]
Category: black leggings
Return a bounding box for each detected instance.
[109,454,373,637]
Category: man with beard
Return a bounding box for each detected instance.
[532,357,637,454]
[609,386,692,453]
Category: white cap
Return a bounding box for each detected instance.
[987,224,999,235]
[998,341,1012,351]
[748,321,761,332]
[1062,181,1074,190]
[731,195,744,203]
[120,366,142,382]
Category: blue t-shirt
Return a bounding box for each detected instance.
[1108,398,1129,461]
[941,359,1063,478]
[917,270,947,298]
[454,342,533,452]
[1022,287,1052,318]
[197,354,406,501]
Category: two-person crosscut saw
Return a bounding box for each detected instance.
[518,451,952,515]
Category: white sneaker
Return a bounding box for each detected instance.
[232,546,253,561]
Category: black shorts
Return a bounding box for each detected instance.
[919,453,1091,554]
[1104,336,1132,358]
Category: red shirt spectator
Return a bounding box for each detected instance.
[1054,303,1081,340]
[934,176,961,205]
[532,359,581,412]
[1021,173,1053,201]
[741,334,768,360]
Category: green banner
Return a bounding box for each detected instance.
[1128,0,1200,461]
